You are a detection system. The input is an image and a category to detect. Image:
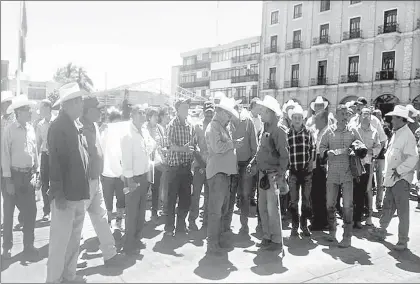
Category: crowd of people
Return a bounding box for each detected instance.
[1,83,420,283]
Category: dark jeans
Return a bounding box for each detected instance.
[2,170,37,251]
[164,165,192,233]
[150,168,163,216]
[101,175,125,212]
[40,152,51,215]
[310,157,328,229]
[353,164,371,223]
[289,170,313,229]
[254,173,261,224]
[189,167,209,225]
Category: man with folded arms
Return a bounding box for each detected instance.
[1,95,39,259]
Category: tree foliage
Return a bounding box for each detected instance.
[48,89,60,106]
[53,62,94,93]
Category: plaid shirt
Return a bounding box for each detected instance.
[287,125,315,172]
[167,116,196,166]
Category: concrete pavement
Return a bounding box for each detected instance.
[1,192,420,283]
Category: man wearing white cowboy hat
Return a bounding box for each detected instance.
[248,95,288,252]
[306,96,328,128]
[46,82,90,283]
[369,105,418,251]
[1,94,39,259]
[281,99,298,129]
[205,96,242,255]
[286,104,316,237]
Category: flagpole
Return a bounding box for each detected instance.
[16,1,22,96]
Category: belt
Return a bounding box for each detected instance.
[11,167,33,173]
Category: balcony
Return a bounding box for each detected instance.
[231,74,259,84]
[286,41,302,50]
[310,77,330,86]
[264,46,280,54]
[231,53,260,64]
[340,74,361,84]
[263,80,278,90]
[342,30,363,41]
[284,79,300,88]
[375,70,397,81]
[180,61,210,72]
[313,36,330,46]
[179,78,210,89]
[415,68,420,79]
[377,23,400,35]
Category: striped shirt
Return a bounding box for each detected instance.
[287,125,315,172]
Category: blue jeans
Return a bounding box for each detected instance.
[327,181,353,238]
[189,167,209,226]
[289,171,313,229]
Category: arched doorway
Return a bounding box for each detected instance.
[412,95,420,110]
[340,95,358,105]
[373,94,399,121]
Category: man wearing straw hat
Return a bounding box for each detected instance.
[369,105,418,251]
[1,95,39,260]
[46,82,90,283]
[205,96,242,255]
[306,96,328,129]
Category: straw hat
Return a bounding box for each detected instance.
[282,99,298,113]
[310,96,328,111]
[385,105,414,123]
[6,95,36,114]
[216,96,239,119]
[405,104,419,118]
[53,82,87,107]
[257,95,282,116]
[288,104,308,120]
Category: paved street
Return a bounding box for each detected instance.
[1,191,420,283]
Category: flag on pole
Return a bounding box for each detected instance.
[19,1,27,72]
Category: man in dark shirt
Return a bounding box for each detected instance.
[46,83,90,283]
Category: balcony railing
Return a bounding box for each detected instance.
[342,30,363,41]
[231,53,260,64]
[340,74,361,83]
[415,68,420,79]
[180,61,210,72]
[377,23,400,35]
[264,46,280,54]
[286,41,302,50]
[231,74,259,83]
[263,81,278,90]
[283,79,300,88]
[310,77,330,86]
[417,18,420,30]
[375,70,397,81]
[179,78,210,89]
[313,36,330,46]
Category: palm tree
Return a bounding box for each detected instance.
[53,62,94,93]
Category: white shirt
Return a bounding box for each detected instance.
[252,114,262,134]
[101,121,125,178]
[121,121,156,178]
[349,114,387,143]
[384,124,418,187]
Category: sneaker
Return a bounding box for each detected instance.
[290,228,299,237]
[188,222,199,231]
[239,225,249,235]
[104,253,125,267]
[301,226,311,237]
[338,238,351,248]
[256,238,271,248]
[115,217,123,231]
[265,242,283,252]
[42,214,50,222]
[354,221,363,229]
[394,242,407,251]
[368,227,386,241]
[62,275,87,283]
[2,249,11,259]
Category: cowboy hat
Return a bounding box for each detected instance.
[216,96,239,119]
[53,82,87,107]
[6,95,36,114]
[257,95,282,116]
[310,96,328,111]
[282,99,298,113]
[385,105,414,123]
[1,91,14,104]
[288,104,308,120]
[213,91,226,104]
[405,104,419,117]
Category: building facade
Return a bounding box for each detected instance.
[172,36,261,106]
[1,60,9,91]
[7,79,61,101]
[260,0,420,114]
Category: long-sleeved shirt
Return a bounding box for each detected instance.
[121,121,156,178]
[354,124,381,165]
[205,118,238,179]
[256,120,289,173]
[80,117,104,180]
[384,124,418,187]
[101,121,125,178]
[1,121,38,177]
[349,114,387,143]
[287,125,316,172]
[47,110,90,201]
[146,122,166,165]
[232,109,258,163]
[193,119,210,169]
[36,115,55,153]
[319,126,362,184]
[166,116,195,166]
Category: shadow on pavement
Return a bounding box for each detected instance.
[76,254,139,277]
[311,231,333,247]
[321,246,372,265]
[382,241,420,274]
[231,233,255,249]
[285,235,317,256]
[1,243,49,272]
[244,249,288,276]
[188,228,207,247]
[152,234,188,257]
[193,253,237,280]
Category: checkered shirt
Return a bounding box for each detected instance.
[166,116,196,166]
[287,126,315,172]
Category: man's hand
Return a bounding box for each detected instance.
[127,178,138,190]
[233,138,244,149]
[307,160,314,173]
[391,168,401,180]
[327,150,335,158]
[5,179,15,195]
[184,145,195,153]
[246,163,253,174]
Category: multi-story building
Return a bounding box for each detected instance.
[172,36,261,106]
[1,60,9,91]
[7,79,61,100]
[260,0,420,114]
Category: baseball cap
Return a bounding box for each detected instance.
[83,96,105,110]
[174,98,191,110]
[203,101,215,112]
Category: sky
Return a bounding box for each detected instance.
[1,1,262,91]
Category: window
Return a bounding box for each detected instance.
[349,17,361,38]
[320,23,329,43]
[382,51,395,71]
[269,67,276,82]
[384,9,397,33]
[250,64,259,75]
[250,42,260,54]
[291,64,299,87]
[183,56,196,66]
[320,0,330,12]
[235,86,246,100]
[270,35,278,48]
[201,90,206,97]
[181,74,196,83]
[202,70,209,77]
[293,4,302,19]
[250,86,258,99]
[348,56,359,82]
[317,61,327,85]
[293,30,302,48]
[271,11,279,25]
[350,0,361,4]
[211,68,232,81]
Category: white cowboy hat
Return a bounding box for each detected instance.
[405,104,419,117]
[257,95,282,116]
[288,104,308,120]
[310,96,328,111]
[213,91,226,104]
[385,105,414,123]
[216,96,239,119]
[6,95,36,114]
[1,91,14,103]
[53,82,87,107]
[282,99,298,113]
